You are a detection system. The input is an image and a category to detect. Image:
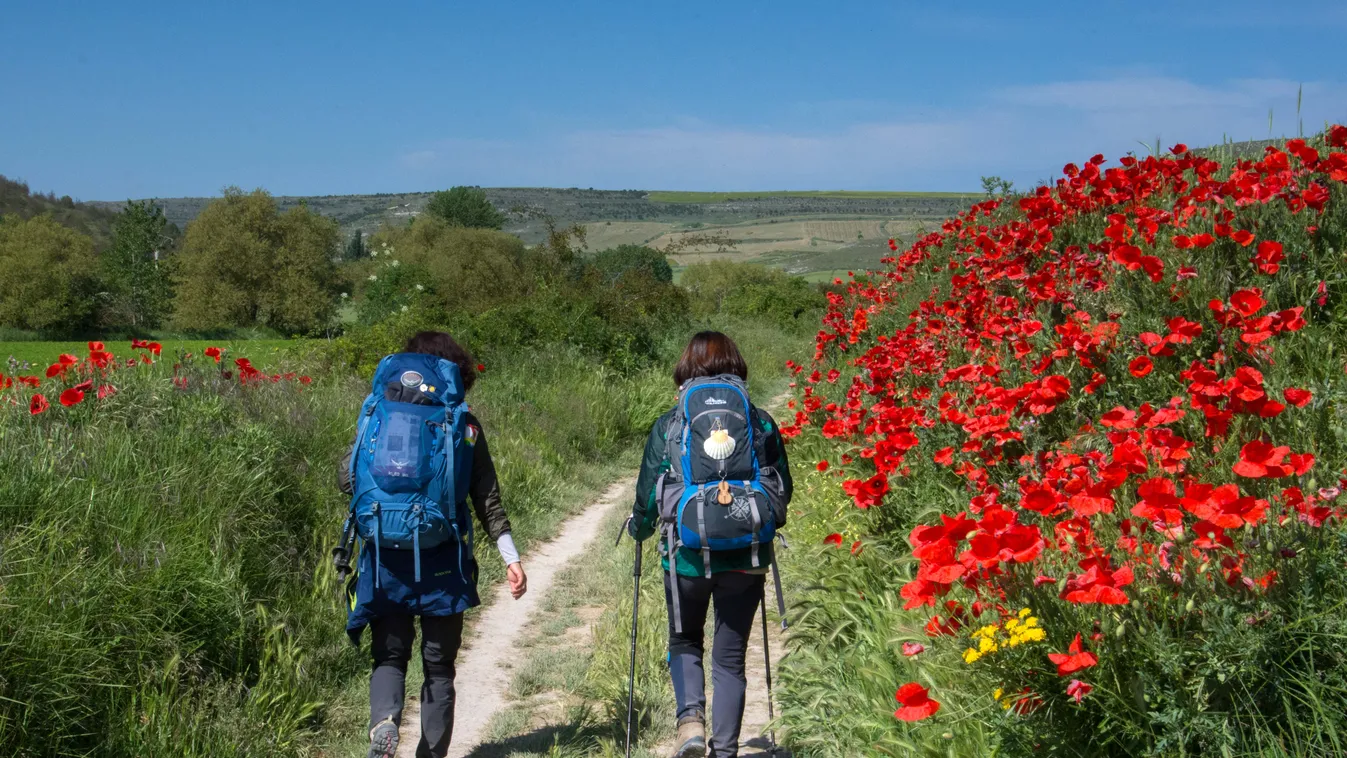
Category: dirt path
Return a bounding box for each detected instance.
[395,479,633,758]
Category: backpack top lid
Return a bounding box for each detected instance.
[678,373,748,393]
[371,352,466,406]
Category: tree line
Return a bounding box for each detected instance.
[0,182,827,343]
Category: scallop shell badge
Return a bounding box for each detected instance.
[703,422,737,460]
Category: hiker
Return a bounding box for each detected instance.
[338,331,527,758]
[628,331,793,758]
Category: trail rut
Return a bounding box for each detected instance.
[395,479,633,758]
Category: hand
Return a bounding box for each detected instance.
[506,562,527,599]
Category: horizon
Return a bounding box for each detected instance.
[3,1,1346,201]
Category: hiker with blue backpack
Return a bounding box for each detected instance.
[627,331,793,758]
[336,331,527,758]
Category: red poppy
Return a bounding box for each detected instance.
[933,447,954,466]
[1233,440,1292,478]
[823,533,844,547]
[58,353,79,366]
[45,363,64,378]
[901,642,925,657]
[17,376,40,387]
[476,363,486,372]
[204,346,223,363]
[1229,289,1266,317]
[1230,229,1255,247]
[87,341,104,351]
[97,384,117,400]
[59,388,85,407]
[1252,240,1284,274]
[816,460,830,472]
[893,682,940,722]
[1128,356,1153,378]
[1066,679,1093,703]
[1284,387,1312,407]
[842,472,889,509]
[1048,633,1099,676]
[29,394,49,415]
[299,375,313,385]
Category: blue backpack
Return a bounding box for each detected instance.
[657,375,787,576]
[347,353,473,585]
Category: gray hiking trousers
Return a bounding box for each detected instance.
[665,570,766,758]
[370,613,465,758]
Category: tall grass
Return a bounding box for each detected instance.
[0,314,807,756]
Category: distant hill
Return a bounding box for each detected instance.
[0,174,121,249]
[89,187,976,244]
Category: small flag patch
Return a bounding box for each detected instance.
[465,425,479,446]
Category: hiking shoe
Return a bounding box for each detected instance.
[368,718,399,758]
[672,714,707,758]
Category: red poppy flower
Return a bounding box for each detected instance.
[59,388,84,407]
[823,533,844,547]
[299,376,312,385]
[1284,388,1312,407]
[1066,679,1093,703]
[1233,441,1292,478]
[1048,633,1099,676]
[1230,289,1266,317]
[204,346,223,363]
[45,363,64,378]
[893,682,940,722]
[1231,229,1255,247]
[29,394,49,415]
[933,447,954,466]
[17,376,40,387]
[58,353,79,366]
[97,384,117,400]
[816,460,830,472]
[476,363,486,372]
[1128,356,1153,378]
[87,341,104,352]
[901,642,925,657]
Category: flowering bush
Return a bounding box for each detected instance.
[780,128,1347,756]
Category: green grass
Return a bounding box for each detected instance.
[0,338,300,370]
[646,190,978,204]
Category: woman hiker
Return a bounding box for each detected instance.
[339,331,528,758]
[628,331,793,758]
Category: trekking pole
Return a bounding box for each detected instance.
[331,513,356,596]
[760,585,778,755]
[616,518,643,758]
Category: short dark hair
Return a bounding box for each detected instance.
[673,331,748,387]
[403,331,477,393]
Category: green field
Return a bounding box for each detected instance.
[645,189,977,203]
[0,339,300,370]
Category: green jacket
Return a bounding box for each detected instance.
[629,405,793,576]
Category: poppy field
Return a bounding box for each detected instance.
[777,128,1347,756]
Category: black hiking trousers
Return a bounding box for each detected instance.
[369,613,465,758]
[665,570,766,758]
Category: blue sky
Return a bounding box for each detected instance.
[3,1,1345,199]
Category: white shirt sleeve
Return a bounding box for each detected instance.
[496,532,520,566]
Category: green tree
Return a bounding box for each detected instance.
[365,216,530,316]
[423,186,506,229]
[0,215,99,333]
[101,200,174,330]
[590,244,673,283]
[174,189,340,334]
[981,175,1015,198]
[343,229,366,262]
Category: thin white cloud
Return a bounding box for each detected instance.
[396,77,1347,191]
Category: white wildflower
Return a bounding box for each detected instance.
[368,274,378,281]
[414,284,424,292]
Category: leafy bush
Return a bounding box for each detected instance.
[681,260,826,326]
[591,244,674,283]
[779,128,1347,756]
